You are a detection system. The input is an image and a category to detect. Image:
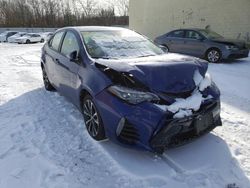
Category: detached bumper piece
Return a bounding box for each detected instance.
[150,101,222,154]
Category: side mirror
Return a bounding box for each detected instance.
[68,51,79,62]
[159,45,169,53]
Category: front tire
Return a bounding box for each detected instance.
[206,48,221,63]
[82,95,106,141]
[26,39,30,44]
[42,68,55,91]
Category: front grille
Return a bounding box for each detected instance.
[150,101,222,153]
[118,122,139,144]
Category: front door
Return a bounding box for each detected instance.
[54,31,81,103]
[182,30,206,57]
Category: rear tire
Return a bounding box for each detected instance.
[206,48,221,63]
[26,39,30,44]
[42,68,55,91]
[82,95,106,141]
[40,38,44,43]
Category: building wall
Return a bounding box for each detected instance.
[129,0,250,42]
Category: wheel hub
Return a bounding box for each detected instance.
[83,99,100,137]
[208,50,220,62]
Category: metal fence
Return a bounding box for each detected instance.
[0,27,57,34]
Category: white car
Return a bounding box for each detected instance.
[15,33,44,44]
[7,32,27,43]
[39,32,54,41]
[0,31,18,42]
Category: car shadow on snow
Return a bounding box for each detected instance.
[100,134,250,186]
[0,88,249,187]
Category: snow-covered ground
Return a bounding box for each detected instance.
[0,43,249,188]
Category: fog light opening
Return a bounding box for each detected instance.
[116,117,125,136]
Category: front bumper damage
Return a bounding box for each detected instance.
[150,101,222,154]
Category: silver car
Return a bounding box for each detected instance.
[154,29,249,63]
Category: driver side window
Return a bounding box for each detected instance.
[61,31,79,57]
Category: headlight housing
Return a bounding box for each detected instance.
[225,45,238,50]
[108,85,160,104]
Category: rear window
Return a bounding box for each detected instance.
[50,31,64,51]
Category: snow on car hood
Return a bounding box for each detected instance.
[155,70,213,118]
[95,53,208,94]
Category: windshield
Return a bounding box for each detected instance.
[81,30,164,59]
[199,30,223,39]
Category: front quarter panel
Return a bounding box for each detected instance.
[77,62,112,99]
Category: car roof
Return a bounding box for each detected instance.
[59,26,128,32]
[169,28,206,32]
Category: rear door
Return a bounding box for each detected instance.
[182,30,207,57]
[165,30,185,53]
[54,30,81,103]
[44,31,65,87]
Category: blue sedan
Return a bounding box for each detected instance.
[41,26,222,153]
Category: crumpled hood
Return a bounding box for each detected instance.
[95,53,208,93]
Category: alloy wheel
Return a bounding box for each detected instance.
[83,99,100,137]
[207,50,220,63]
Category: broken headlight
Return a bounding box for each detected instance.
[108,85,160,104]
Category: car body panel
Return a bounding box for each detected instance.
[41,26,222,152]
[0,31,18,42]
[95,53,208,93]
[15,33,43,44]
[155,29,249,61]
[7,32,27,43]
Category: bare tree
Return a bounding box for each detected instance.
[0,0,128,27]
[77,0,98,17]
[113,0,129,16]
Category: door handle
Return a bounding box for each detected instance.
[55,59,70,71]
[55,58,60,64]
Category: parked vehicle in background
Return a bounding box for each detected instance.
[0,31,18,42]
[15,33,44,44]
[46,32,54,41]
[154,29,249,63]
[41,26,222,153]
[7,32,27,43]
[39,32,54,41]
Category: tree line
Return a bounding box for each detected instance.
[0,0,129,27]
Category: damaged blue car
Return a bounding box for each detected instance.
[41,26,222,153]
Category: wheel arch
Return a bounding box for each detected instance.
[79,88,92,111]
